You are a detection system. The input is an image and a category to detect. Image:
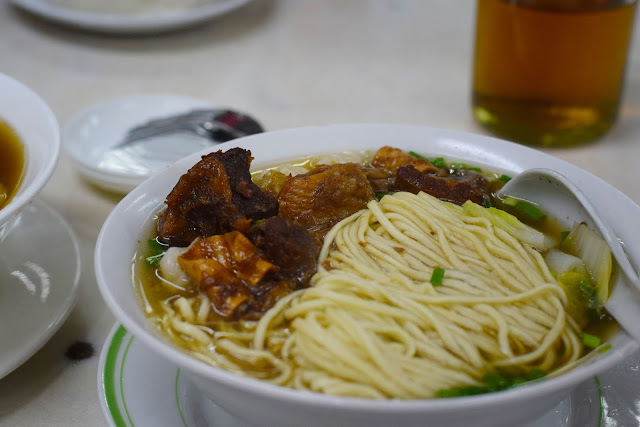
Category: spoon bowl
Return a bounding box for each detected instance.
[497,168,640,343]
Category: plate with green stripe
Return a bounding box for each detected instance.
[98,323,249,427]
[98,323,640,427]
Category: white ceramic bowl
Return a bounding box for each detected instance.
[0,73,60,230]
[95,124,640,427]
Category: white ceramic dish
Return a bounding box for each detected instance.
[95,124,640,427]
[11,0,251,34]
[0,199,81,379]
[0,73,60,230]
[63,94,216,194]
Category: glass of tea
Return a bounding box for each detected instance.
[472,0,637,147]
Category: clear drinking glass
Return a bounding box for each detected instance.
[472,0,637,147]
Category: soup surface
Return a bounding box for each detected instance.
[134,146,615,399]
[0,120,25,209]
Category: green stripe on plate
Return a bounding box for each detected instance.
[120,335,136,426]
[104,326,129,427]
[175,368,188,427]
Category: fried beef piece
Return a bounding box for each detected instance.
[372,146,446,176]
[394,165,489,205]
[178,232,277,317]
[247,217,320,286]
[209,148,279,220]
[157,148,277,246]
[157,154,248,246]
[177,220,320,319]
[360,166,395,194]
[278,163,376,232]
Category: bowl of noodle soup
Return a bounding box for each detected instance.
[0,73,60,230]
[95,124,639,427]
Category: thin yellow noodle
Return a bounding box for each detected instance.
[155,190,584,399]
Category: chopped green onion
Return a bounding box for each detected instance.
[408,151,425,159]
[482,195,493,208]
[375,191,388,201]
[450,162,466,169]
[527,369,546,380]
[598,343,612,353]
[514,200,546,221]
[549,269,557,278]
[484,373,509,391]
[560,230,571,241]
[583,333,602,348]
[430,267,445,286]
[499,174,512,182]
[429,157,447,168]
[468,167,483,172]
[503,197,518,207]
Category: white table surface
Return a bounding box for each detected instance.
[1,1,639,426]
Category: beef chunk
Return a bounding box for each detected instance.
[278,163,376,232]
[361,166,396,194]
[157,148,277,247]
[247,217,320,286]
[209,148,279,220]
[157,154,249,246]
[372,146,446,176]
[394,165,489,205]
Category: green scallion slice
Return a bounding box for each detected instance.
[499,174,512,182]
[408,151,425,159]
[583,333,602,348]
[430,267,445,286]
[429,157,447,168]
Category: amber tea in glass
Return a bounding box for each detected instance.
[472,0,637,146]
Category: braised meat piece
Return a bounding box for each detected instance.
[178,232,278,317]
[157,154,249,246]
[157,148,278,247]
[278,163,376,232]
[372,146,446,176]
[394,165,489,205]
[360,166,396,194]
[247,217,320,286]
[210,148,279,220]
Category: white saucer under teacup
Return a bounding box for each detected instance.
[0,73,81,379]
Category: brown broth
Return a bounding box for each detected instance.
[0,120,25,209]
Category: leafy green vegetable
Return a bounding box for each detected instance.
[561,223,612,307]
[462,201,554,251]
[146,238,168,266]
[499,174,512,182]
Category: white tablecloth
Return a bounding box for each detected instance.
[1,1,639,425]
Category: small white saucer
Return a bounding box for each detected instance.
[0,199,81,379]
[62,94,217,194]
[98,323,640,427]
[11,0,252,35]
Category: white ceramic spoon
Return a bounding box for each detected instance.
[497,168,640,343]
